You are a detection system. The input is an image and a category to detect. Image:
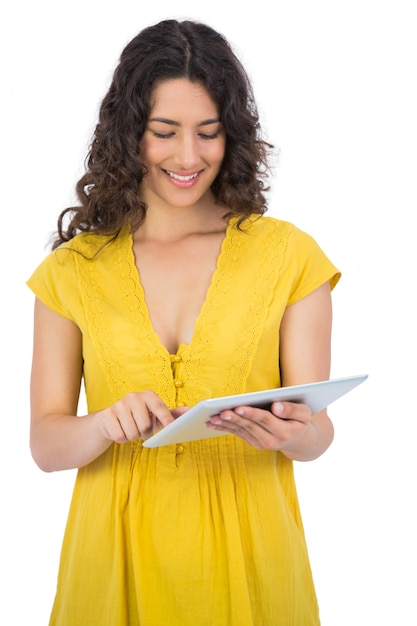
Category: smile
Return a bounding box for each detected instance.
[164,170,199,181]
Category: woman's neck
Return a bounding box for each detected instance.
[134,198,228,244]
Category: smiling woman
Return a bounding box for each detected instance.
[26,18,341,626]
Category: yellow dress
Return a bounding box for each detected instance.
[27,216,340,626]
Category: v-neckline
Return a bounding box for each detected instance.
[126,220,234,357]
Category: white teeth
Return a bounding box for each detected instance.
[166,170,198,181]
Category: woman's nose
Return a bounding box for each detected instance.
[175,134,198,168]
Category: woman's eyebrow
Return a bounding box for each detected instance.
[149,117,221,126]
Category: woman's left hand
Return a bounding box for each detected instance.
[206,401,321,458]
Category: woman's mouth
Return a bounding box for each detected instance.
[162,169,201,188]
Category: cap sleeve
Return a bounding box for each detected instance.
[287,226,341,305]
[26,246,79,321]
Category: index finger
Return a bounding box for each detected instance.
[140,392,175,428]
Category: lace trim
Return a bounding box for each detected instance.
[74,237,129,401]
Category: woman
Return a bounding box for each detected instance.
[28,19,340,625]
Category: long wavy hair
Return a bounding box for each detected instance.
[53,19,273,249]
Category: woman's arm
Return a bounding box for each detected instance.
[30,298,174,472]
[206,282,335,461]
[275,280,334,460]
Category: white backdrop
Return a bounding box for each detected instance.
[1,1,416,624]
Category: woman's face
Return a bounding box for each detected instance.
[139,78,226,210]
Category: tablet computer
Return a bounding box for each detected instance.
[143,374,368,448]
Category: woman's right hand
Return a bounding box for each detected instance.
[97,391,176,443]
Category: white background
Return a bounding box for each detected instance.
[1,1,416,624]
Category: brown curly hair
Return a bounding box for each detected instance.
[53,19,273,249]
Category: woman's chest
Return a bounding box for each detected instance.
[132,234,225,353]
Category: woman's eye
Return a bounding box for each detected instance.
[199,133,219,140]
[151,131,174,139]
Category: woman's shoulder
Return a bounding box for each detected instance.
[239,215,338,279]
[27,230,130,318]
[40,230,130,275]
[55,230,123,258]
[238,214,308,244]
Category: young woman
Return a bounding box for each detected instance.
[28,19,340,625]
